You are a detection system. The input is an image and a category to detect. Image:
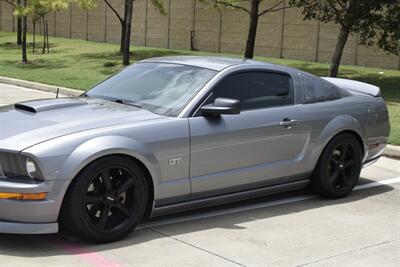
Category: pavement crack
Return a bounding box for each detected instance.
[295,240,395,267]
[143,226,247,267]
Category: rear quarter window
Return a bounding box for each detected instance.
[302,74,341,104]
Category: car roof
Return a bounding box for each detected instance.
[139,56,298,73]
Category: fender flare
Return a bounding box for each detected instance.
[58,135,160,188]
[310,115,366,170]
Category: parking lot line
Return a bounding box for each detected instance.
[142,176,400,229]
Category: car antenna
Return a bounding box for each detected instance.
[56,88,59,99]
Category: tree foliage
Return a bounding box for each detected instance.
[8,0,70,62]
[289,0,397,47]
[377,2,400,55]
[289,0,399,76]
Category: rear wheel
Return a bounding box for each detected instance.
[60,156,149,243]
[311,133,362,198]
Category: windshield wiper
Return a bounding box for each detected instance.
[115,99,143,109]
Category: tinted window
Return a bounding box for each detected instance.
[302,74,341,103]
[211,72,293,110]
[87,63,216,116]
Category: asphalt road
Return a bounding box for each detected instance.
[0,83,399,267]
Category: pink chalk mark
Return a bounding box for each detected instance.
[46,236,123,267]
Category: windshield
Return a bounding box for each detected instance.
[86,62,216,116]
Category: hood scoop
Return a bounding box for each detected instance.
[15,98,87,113]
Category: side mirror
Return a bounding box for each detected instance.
[201,98,241,116]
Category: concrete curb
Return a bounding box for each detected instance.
[0,76,82,97]
[382,145,400,159]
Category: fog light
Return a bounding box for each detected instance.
[0,192,47,200]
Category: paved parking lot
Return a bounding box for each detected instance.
[0,83,399,267]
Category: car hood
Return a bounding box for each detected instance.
[0,97,163,152]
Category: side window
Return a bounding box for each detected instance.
[211,72,293,110]
[302,74,341,103]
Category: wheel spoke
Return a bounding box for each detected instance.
[329,169,340,184]
[330,158,340,166]
[114,203,132,218]
[116,177,135,194]
[340,144,348,161]
[101,171,112,191]
[85,195,104,205]
[97,206,110,229]
[345,159,357,168]
[339,169,348,184]
[87,205,101,217]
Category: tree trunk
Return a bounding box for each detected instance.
[244,0,260,59]
[120,23,125,53]
[329,26,350,77]
[22,15,27,63]
[122,0,133,65]
[17,17,22,45]
[46,20,50,53]
[42,17,46,54]
[17,0,22,45]
[33,20,36,53]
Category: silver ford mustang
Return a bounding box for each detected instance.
[0,56,390,243]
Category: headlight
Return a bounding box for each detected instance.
[25,157,38,179]
[0,161,4,177]
[0,153,43,180]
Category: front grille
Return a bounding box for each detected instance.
[0,153,26,178]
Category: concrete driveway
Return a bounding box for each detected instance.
[0,83,399,267]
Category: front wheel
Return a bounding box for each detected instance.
[311,133,362,198]
[60,156,149,243]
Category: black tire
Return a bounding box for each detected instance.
[60,156,149,243]
[311,133,362,198]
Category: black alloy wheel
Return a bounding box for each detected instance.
[83,167,139,232]
[312,133,362,198]
[327,142,359,191]
[60,156,149,243]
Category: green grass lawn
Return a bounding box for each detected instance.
[0,31,399,145]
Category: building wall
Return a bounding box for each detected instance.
[0,0,399,69]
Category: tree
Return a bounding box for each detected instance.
[3,0,22,44]
[289,0,399,77]
[16,0,22,44]
[30,0,68,54]
[78,0,165,65]
[377,2,400,55]
[13,0,69,62]
[13,0,28,62]
[200,0,291,59]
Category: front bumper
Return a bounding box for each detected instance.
[0,177,69,234]
[0,221,58,234]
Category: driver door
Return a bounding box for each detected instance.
[188,71,304,199]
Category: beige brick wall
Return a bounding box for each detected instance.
[88,2,106,42]
[1,0,399,69]
[0,1,15,32]
[55,7,71,38]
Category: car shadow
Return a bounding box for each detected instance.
[0,177,395,257]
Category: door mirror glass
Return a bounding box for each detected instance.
[201,98,241,116]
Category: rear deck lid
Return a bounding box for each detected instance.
[322,77,381,97]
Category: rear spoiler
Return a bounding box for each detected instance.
[322,77,381,97]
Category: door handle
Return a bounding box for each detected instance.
[280,118,298,128]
